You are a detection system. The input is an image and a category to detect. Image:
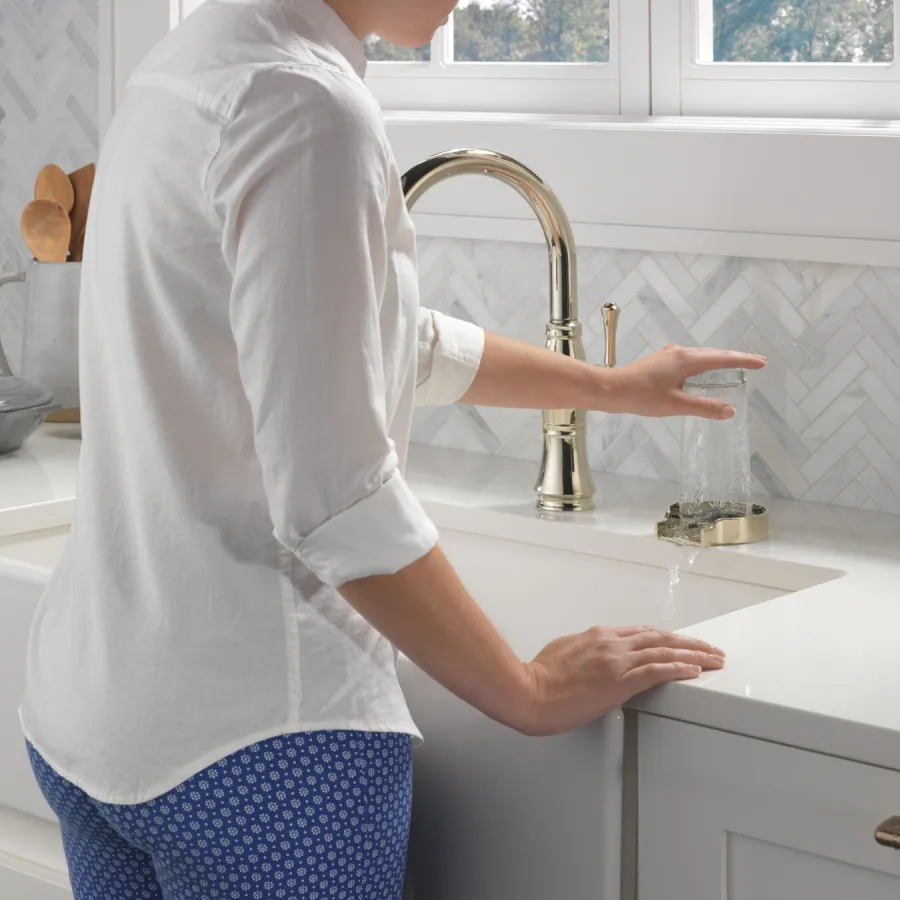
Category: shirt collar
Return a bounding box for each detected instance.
[284,0,367,79]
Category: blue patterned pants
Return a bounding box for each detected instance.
[27,732,413,900]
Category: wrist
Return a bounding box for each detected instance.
[576,362,621,413]
[507,662,545,737]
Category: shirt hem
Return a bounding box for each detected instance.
[20,711,423,807]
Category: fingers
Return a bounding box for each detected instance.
[628,647,725,671]
[622,662,705,694]
[610,624,658,638]
[626,629,725,658]
[674,394,736,420]
[682,348,767,376]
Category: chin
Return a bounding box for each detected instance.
[380,24,438,49]
[390,35,435,49]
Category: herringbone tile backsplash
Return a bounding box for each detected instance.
[413,238,900,515]
[1,3,897,514]
[0,0,98,372]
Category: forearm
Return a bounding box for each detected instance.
[460,331,611,410]
[340,544,726,739]
[460,331,767,420]
[340,546,534,731]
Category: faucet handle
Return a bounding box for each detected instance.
[602,302,620,369]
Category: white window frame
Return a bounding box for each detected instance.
[367,1,651,116]
[652,0,900,117]
[100,0,900,268]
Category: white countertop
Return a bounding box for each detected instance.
[0,425,80,539]
[3,426,900,770]
[405,445,900,771]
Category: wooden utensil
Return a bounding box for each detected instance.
[68,163,96,263]
[21,200,71,263]
[45,408,81,424]
[35,164,75,214]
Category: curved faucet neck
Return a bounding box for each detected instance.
[402,149,578,325]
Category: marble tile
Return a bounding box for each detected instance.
[799,265,866,323]
[799,416,867,485]
[800,383,867,451]
[857,464,900,516]
[798,284,867,358]
[690,276,752,344]
[745,294,811,371]
[743,263,808,340]
[416,240,900,513]
[858,302,900,367]
[687,256,745,316]
[0,0,98,373]
[751,392,812,466]
[638,255,697,330]
[803,447,869,505]
[859,432,900,498]
[798,352,867,422]
[652,252,697,299]
[798,319,866,390]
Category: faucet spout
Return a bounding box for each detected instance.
[403,149,576,324]
[403,148,609,513]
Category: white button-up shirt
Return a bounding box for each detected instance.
[21,0,484,804]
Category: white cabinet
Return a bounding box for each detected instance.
[637,715,900,900]
[0,556,71,899]
[0,865,70,900]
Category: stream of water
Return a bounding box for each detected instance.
[664,369,754,623]
[663,542,700,626]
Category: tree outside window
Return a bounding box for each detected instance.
[365,0,893,65]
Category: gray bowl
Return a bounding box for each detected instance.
[0,401,62,455]
[0,373,61,455]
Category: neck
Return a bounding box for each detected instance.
[323,0,373,40]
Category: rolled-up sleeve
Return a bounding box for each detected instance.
[415,308,484,407]
[208,68,438,587]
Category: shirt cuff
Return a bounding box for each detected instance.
[293,471,439,587]
[416,310,485,407]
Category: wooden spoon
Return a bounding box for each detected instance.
[22,200,71,263]
[35,164,75,214]
[68,163,96,263]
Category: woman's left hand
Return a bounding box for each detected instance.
[459,331,766,418]
[603,345,766,420]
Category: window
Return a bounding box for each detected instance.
[174,1,898,119]
[364,37,430,62]
[366,0,899,118]
[652,0,898,116]
[453,0,610,62]
[367,0,649,116]
[702,0,893,63]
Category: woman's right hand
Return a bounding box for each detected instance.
[519,625,725,736]
[341,547,725,738]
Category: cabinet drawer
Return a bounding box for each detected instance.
[638,715,900,900]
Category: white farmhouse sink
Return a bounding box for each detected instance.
[400,526,835,900]
[0,524,836,900]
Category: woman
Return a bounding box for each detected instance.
[21,1,764,898]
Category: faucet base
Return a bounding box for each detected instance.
[535,426,596,513]
[537,496,596,513]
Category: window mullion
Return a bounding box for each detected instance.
[619,0,651,115]
[432,17,454,68]
[695,0,713,62]
[649,0,683,115]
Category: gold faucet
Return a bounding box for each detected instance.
[403,148,619,513]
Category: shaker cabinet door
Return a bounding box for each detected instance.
[637,715,900,900]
